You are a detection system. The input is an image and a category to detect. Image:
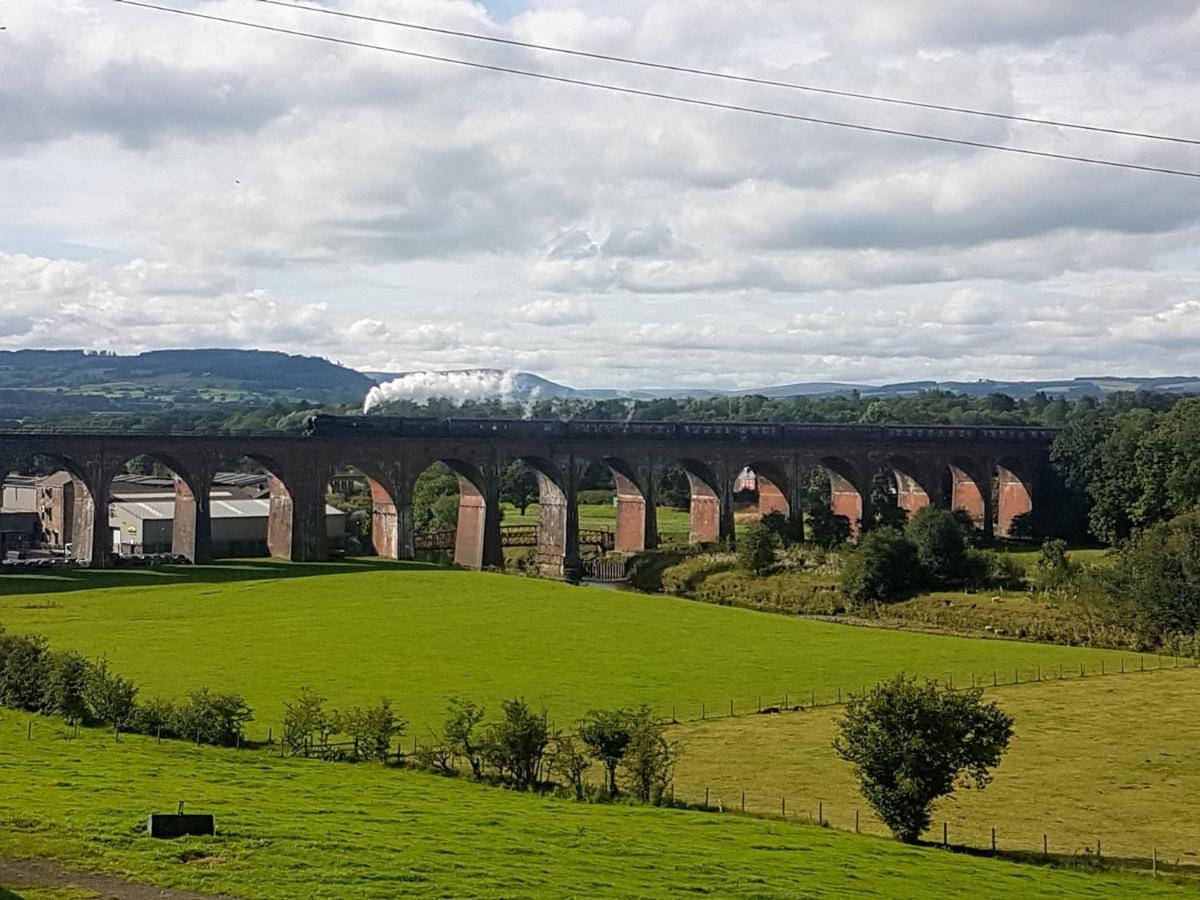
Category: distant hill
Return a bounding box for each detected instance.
[0,349,374,404]
[364,368,1200,402]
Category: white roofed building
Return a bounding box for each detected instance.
[109,498,345,557]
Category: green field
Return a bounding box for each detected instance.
[672,666,1200,865]
[0,562,1151,738]
[0,710,1187,899]
[500,502,693,535]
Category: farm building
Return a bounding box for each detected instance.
[108,498,346,557]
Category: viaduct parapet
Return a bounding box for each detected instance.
[0,418,1056,575]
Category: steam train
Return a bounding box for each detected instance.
[304,414,1056,442]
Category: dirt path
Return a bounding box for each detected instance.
[0,856,237,899]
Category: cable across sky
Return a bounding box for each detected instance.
[250,0,1200,148]
[112,0,1200,180]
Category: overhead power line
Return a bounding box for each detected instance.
[252,0,1200,148]
[112,0,1200,180]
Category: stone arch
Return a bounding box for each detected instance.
[881,455,938,521]
[817,456,865,536]
[203,451,298,560]
[995,456,1034,538]
[603,456,656,553]
[512,455,576,578]
[678,457,729,545]
[945,457,989,531]
[414,456,500,570]
[320,458,403,560]
[108,451,206,561]
[2,451,100,563]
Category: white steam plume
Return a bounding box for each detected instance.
[363,369,522,413]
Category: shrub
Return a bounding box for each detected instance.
[283,687,332,753]
[906,508,968,584]
[807,507,852,549]
[834,674,1013,843]
[1035,538,1078,592]
[129,697,178,736]
[170,688,253,746]
[42,650,91,724]
[737,524,779,575]
[1104,510,1200,641]
[577,489,615,506]
[619,715,679,805]
[332,700,404,762]
[444,697,487,778]
[481,697,551,790]
[81,657,138,729]
[579,707,639,795]
[0,631,50,712]
[760,511,802,545]
[550,733,590,800]
[840,528,919,605]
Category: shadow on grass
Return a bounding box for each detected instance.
[0,557,451,596]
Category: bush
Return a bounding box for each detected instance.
[1035,538,1078,592]
[1104,510,1200,641]
[444,697,487,778]
[577,490,615,505]
[170,688,253,746]
[481,697,551,790]
[129,697,178,736]
[0,631,50,712]
[737,524,779,575]
[283,686,332,753]
[840,528,919,605]
[579,707,639,795]
[906,508,968,584]
[806,507,852,548]
[42,650,91,724]
[834,674,1013,843]
[332,700,404,763]
[82,656,138,729]
[549,734,590,800]
[619,714,679,804]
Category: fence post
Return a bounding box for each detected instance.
[855,809,860,834]
[1043,834,1048,857]
[1120,658,1124,674]
[818,801,823,826]
[991,827,996,853]
[268,726,273,744]
[26,721,31,740]
[705,787,709,808]
[1037,665,1041,682]
[1097,840,1101,863]
[1059,663,1063,680]
[757,695,761,713]
[784,693,789,709]
[992,671,997,687]
[781,797,786,819]
[1101,659,1105,675]
[729,699,734,717]
[810,690,815,708]
[971,673,975,689]
[837,688,842,704]
[701,702,706,720]
[741,790,746,813]
[157,727,162,744]
[949,675,953,690]
[1153,847,1158,876]
[672,705,677,723]
[1079,661,1084,677]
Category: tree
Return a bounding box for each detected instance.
[1104,509,1200,641]
[906,507,968,584]
[412,463,461,532]
[332,700,403,762]
[833,675,1013,843]
[578,707,639,795]
[0,631,49,712]
[500,461,539,515]
[806,506,851,548]
[81,656,138,729]
[283,686,331,753]
[550,734,590,800]
[444,697,487,778]
[619,716,680,804]
[42,650,91,724]
[737,524,778,575]
[482,697,551,790]
[1033,539,1077,591]
[840,528,919,605]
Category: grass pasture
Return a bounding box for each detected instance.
[0,710,1190,899]
[672,666,1200,866]
[0,561,1152,738]
[499,502,693,536]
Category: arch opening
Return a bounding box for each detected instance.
[200,454,297,560]
[819,456,864,537]
[994,458,1034,539]
[323,463,396,559]
[106,453,205,561]
[1,453,96,564]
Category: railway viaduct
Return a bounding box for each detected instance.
[0,419,1056,575]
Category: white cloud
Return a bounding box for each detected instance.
[1,1,1199,388]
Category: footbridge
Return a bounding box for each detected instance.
[0,417,1056,575]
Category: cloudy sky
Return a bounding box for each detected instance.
[3,0,1200,389]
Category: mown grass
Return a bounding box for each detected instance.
[0,710,1189,899]
[0,562,1152,738]
[671,666,1200,866]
